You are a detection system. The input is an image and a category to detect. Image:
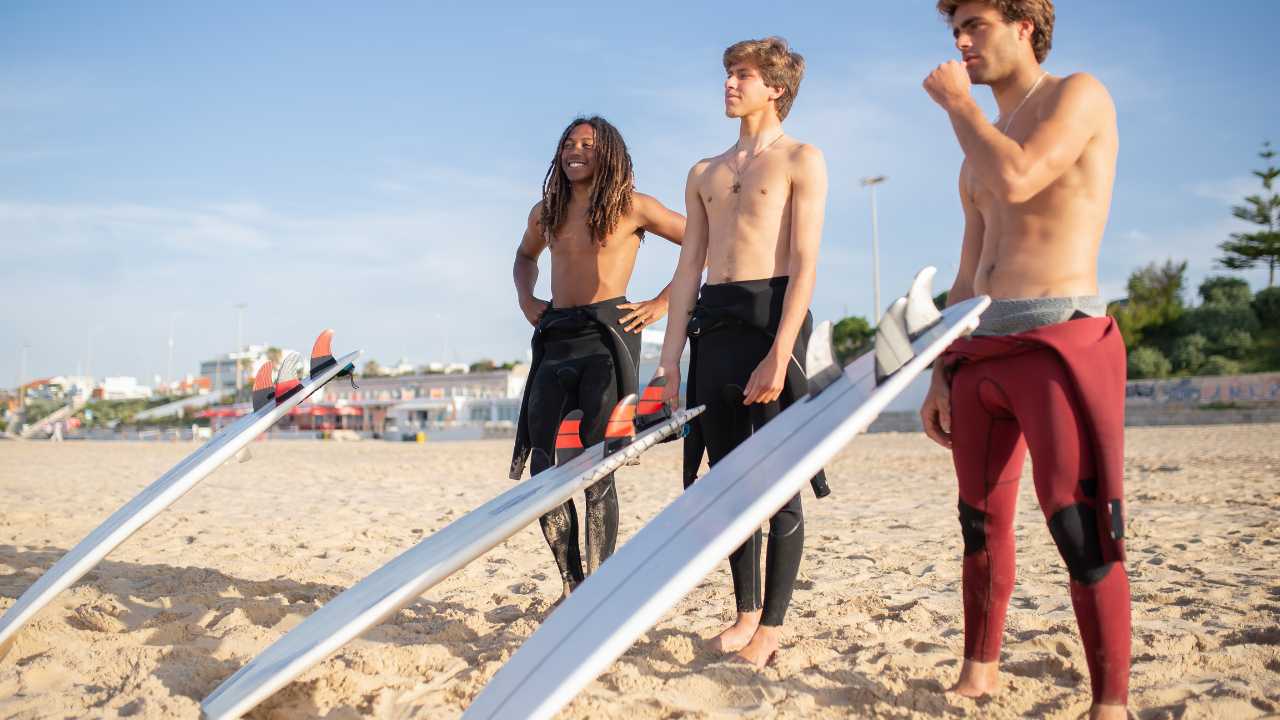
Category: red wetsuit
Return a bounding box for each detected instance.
[942,315,1130,705]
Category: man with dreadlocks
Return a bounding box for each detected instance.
[511,115,685,603]
[653,37,827,668]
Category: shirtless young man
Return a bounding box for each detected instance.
[512,116,685,602]
[920,2,1129,716]
[653,37,828,669]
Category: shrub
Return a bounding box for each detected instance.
[1253,286,1280,327]
[1128,346,1172,379]
[1199,355,1242,376]
[1170,333,1208,373]
[1198,276,1253,307]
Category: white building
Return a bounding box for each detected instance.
[100,377,153,401]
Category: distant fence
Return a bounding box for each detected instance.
[1125,372,1280,407]
[868,372,1280,433]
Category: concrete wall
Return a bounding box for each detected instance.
[867,372,1280,434]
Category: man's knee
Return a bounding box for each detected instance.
[958,500,987,555]
[584,474,616,505]
[1048,503,1112,585]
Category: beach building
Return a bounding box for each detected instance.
[199,346,299,394]
[98,377,153,401]
[320,365,529,436]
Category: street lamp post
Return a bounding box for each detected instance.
[18,343,30,411]
[233,303,247,396]
[860,175,888,321]
[167,312,180,389]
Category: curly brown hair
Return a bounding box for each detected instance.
[723,37,806,121]
[936,0,1055,63]
[539,116,638,247]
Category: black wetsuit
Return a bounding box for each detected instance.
[511,297,641,591]
[684,276,823,627]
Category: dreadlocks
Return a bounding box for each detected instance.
[539,116,639,247]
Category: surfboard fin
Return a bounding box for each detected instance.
[274,351,303,403]
[251,361,276,412]
[554,409,585,466]
[308,329,354,380]
[806,320,842,396]
[904,266,943,339]
[603,394,637,457]
[874,297,912,384]
[635,376,678,443]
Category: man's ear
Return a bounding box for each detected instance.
[1017,18,1035,43]
[767,84,785,103]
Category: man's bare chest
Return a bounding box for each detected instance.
[701,160,791,221]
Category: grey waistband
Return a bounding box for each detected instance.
[974,295,1107,336]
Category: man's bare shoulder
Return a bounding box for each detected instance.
[630,191,660,219]
[686,155,722,189]
[782,140,827,178]
[1054,73,1116,116]
[525,200,545,233]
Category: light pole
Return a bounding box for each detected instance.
[167,312,180,389]
[233,303,247,396]
[861,175,887,321]
[18,343,30,411]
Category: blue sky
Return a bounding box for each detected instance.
[3,1,1277,385]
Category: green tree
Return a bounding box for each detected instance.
[1127,346,1172,379]
[361,359,385,377]
[832,316,875,365]
[1198,276,1252,307]
[1218,141,1280,286]
[1178,303,1261,352]
[1254,286,1280,327]
[469,359,498,373]
[1110,259,1187,347]
[1200,355,1242,376]
[1170,333,1208,373]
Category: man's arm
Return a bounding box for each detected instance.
[513,202,550,326]
[654,163,711,402]
[926,68,1113,203]
[635,192,687,246]
[946,170,985,306]
[920,174,984,448]
[742,144,827,405]
[617,194,688,332]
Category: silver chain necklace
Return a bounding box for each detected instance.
[730,130,785,194]
[998,72,1048,134]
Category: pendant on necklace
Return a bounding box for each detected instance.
[731,182,741,194]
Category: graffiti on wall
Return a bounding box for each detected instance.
[1126,373,1280,406]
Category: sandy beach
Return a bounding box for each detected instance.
[1,425,1277,719]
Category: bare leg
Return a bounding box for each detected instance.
[948,658,999,697]
[735,624,781,669]
[1089,704,1127,720]
[708,609,761,653]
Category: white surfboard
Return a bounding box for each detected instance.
[200,396,704,720]
[0,331,360,663]
[463,271,989,720]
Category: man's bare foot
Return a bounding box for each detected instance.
[947,658,999,698]
[550,582,577,609]
[1089,703,1127,720]
[708,610,761,653]
[735,624,780,669]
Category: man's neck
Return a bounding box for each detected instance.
[990,61,1047,118]
[737,110,784,152]
[568,180,592,205]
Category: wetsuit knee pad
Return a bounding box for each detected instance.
[958,500,987,556]
[1048,503,1112,585]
